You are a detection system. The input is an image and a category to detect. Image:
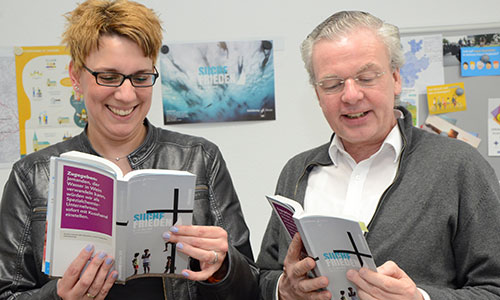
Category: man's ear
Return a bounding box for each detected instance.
[392,68,402,97]
[314,86,321,102]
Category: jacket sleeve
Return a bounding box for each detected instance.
[0,166,61,300]
[256,212,286,300]
[256,159,301,300]
[195,149,259,299]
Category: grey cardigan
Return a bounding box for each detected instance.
[0,119,259,300]
[257,107,500,300]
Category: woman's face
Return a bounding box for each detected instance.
[70,35,154,144]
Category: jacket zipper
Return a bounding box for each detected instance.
[365,121,408,235]
[292,119,409,238]
[293,161,332,198]
[33,207,47,213]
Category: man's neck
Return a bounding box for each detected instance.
[343,141,384,163]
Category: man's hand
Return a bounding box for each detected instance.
[346,261,423,300]
[278,233,331,300]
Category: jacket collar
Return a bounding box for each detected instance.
[310,105,412,166]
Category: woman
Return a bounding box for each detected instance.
[0,1,258,299]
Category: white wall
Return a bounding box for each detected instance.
[2,0,500,258]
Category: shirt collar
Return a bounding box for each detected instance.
[329,109,403,165]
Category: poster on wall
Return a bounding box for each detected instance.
[443,32,500,67]
[461,46,500,76]
[488,98,500,156]
[159,40,275,124]
[400,88,418,126]
[426,82,466,115]
[0,48,20,167]
[15,46,86,157]
[400,34,444,94]
[423,115,480,148]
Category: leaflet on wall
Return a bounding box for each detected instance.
[400,34,444,94]
[15,46,86,157]
[488,98,500,156]
[426,82,466,115]
[159,40,275,124]
[461,46,500,77]
[0,47,20,167]
[400,88,419,126]
[422,115,480,148]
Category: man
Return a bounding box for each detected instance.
[258,11,500,300]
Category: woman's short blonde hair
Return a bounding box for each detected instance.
[62,0,163,71]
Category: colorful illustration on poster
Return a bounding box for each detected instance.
[461,46,500,77]
[14,46,86,156]
[400,88,418,126]
[160,40,275,124]
[426,82,466,115]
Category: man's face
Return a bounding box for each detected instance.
[312,28,402,153]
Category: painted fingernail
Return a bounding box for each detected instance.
[182,271,189,278]
[105,257,113,265]
[163,232,171,240]
[85,244,94,252]
[170,226,179,233]
[98,252,107,259]
[176,243,184,249]
[112,272,118,279]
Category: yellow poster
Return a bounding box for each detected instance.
[426,82,466,115]
[15,46,86,156]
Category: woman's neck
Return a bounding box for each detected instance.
[87,124,147,174]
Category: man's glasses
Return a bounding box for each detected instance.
[83,65,159,87]
[315,71,385,94]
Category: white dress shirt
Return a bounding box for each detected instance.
[304,124,402,225]
[301,113,430,300]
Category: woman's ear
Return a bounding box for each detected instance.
[69,61,81,100]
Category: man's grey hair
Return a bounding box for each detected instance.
[300,11,405,85]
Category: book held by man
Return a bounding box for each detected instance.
[266,194,377,299]
[43,151,196,282]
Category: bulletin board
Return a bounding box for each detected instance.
[400,22,500,177]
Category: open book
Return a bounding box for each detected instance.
[267,195,377,299]
[43,151,196,283]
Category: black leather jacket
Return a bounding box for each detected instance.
[0,119,259,299]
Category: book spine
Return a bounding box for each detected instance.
[115,180,127,282]
[293,219,323,279]
[42,157,58,275]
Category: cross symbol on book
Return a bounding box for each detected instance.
[333,232,372,267]
[147,188,194,274]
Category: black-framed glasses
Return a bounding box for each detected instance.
[83,65,159,87]
[315,71,386,94]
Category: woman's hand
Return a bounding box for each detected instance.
[163,225,228,281]
[57,244,118,300]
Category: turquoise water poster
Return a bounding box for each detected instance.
[160,40,275,124]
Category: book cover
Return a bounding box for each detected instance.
[267,195,376,300]
[43,151,196,282]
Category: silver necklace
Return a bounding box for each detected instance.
[114,155,128,161]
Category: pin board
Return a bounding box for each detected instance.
[400,22,500,177]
